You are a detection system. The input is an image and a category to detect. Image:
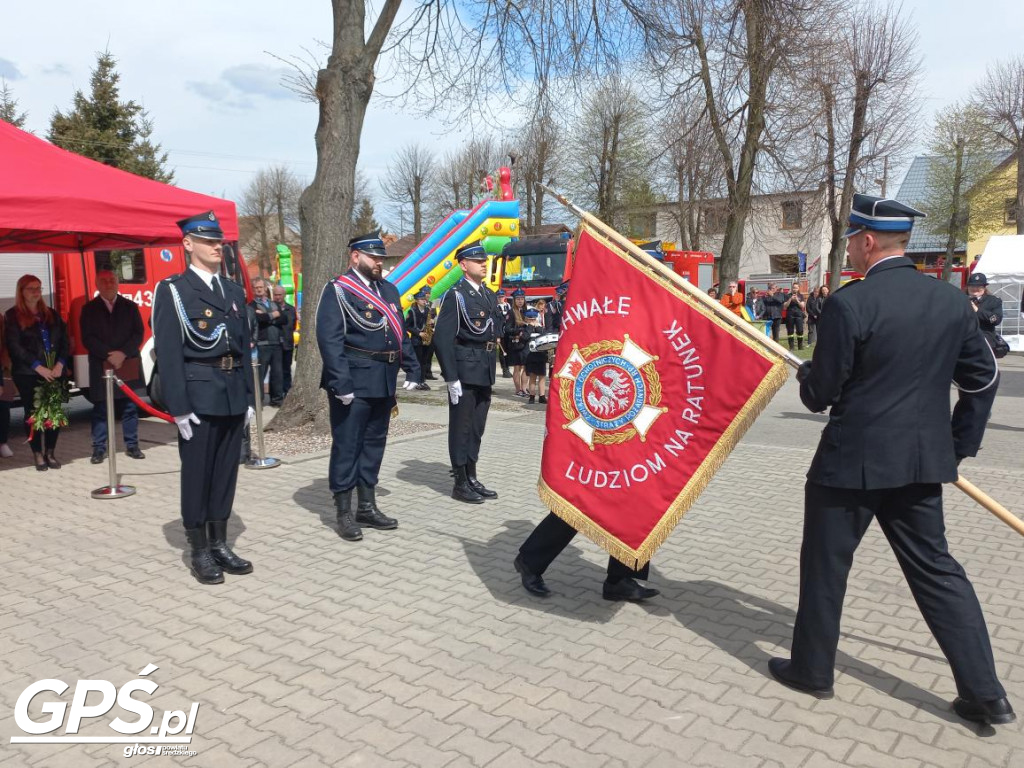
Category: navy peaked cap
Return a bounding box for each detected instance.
[967,272,988,287]
[456,241,487,261]
[844,194,925,238]
[177,210,224,240]
[349,230,387,256]
[511,288,526,297]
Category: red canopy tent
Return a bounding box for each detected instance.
[0,120,238,252]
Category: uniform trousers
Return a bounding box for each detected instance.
[413,343,432,379]
[519,513,650,584]
[791,481,1005,701]
[179,413,245,529]
[328,394,392,493]
[448,383,491,466]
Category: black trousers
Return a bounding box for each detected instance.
[519,512,650,584]
[790,481,1005,701]
[768,319,782,342]
[13,373,59,453]
[448,383,491,466]
[328,394,392,493]
[413,343,433,379]
[281,347,294,394]
[258,343,284,403]
[179,413,245,529]
[786,315,805,339]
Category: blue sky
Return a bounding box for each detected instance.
[2,0,1022,210]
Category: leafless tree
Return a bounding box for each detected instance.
[269,0,661,428]
[973,55,1024,234]
[636,0,840,284]
[380,143,437,240]
[240,165,303,276]
[513,107,562,233]
[810,0,920,290]
[656,97,724,250]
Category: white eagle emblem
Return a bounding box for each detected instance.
[586,369,631,417]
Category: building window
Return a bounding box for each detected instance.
[769,253,800,274]
[781,201,803,230]
[1006,198,1018,226]
[94,249,147,285]
[703,206,729,234]
[627,212,657,239]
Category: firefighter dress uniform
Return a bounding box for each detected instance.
[151,211,255,585]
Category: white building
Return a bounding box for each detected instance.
[651,188,832,280]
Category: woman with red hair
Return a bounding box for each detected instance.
[3,275,70,470]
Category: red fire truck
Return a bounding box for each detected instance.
[1,243,252,404]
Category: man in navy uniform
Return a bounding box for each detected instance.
[769,194,1012,725]
[495,289,513,377]
[548,281,569,332]
[405,286,434,390]
[152,211,256,585]
[433,242,504,503]
[317,231,422,542]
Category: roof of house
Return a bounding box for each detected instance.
[894,156,964,254]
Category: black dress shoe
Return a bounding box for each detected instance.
[184,526,224,585]
[334,491,363,542]
[43,452,61,469]
[125,446,145,460]
[953,696,1016,725]
[451,466,485,504]
[768,658,834,700]
[90,449,106,464]
[602,577,659,602]
[466,460,497,499]
[514,556,551,597]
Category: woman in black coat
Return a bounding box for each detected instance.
[4,274,71,470]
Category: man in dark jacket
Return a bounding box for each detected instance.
[152,211,256,585]
[80,270,145,463]
[432,242,504,503]
[316,231,422,542]
[762,283,784,342]
[769,194,1011,727]
[272,284,298,396]
[250,278,287,406]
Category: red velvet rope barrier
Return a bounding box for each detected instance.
[115,379,175,423]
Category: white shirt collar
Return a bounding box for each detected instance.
[865,254,905,276]
[102,296,116,312]
[463,277,482,292]
[189,264,217,289]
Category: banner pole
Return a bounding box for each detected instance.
[245,356,281,470]
[539,183,803,369]
[539,184,1020,537]
[91,370,136,499]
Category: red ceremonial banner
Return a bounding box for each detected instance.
[538,223,790,568]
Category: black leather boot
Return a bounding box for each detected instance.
[355,485,398,529]
[334,490,363,541]
[207,520,253,574]
[184,526,224,585]
[466,460,497,499]
[451,465,485,504]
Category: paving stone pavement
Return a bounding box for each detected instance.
[2,356,1024,767]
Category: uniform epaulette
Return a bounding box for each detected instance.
[161,273,185,285]
[834,278,862,293]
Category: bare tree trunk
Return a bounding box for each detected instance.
[272,0,399,430]
[1017,143,1024,235]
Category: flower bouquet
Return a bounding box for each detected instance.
[27,351,70,440]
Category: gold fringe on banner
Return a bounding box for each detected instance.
[536,222,791,570]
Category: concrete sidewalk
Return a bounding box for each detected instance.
[1,358,1023,767]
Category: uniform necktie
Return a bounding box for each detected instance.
[370,281,381,297]
[212,275,224,299]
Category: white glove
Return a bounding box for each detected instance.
[336,393,355,405]
[175,413,201,441]
[245,406,255,428]
[447,380,462,405]
[402,380,418,391]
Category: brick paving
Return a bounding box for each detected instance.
[1,356,1023,767]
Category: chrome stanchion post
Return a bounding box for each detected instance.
[91,369,137,499]
[245,353,281,470]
